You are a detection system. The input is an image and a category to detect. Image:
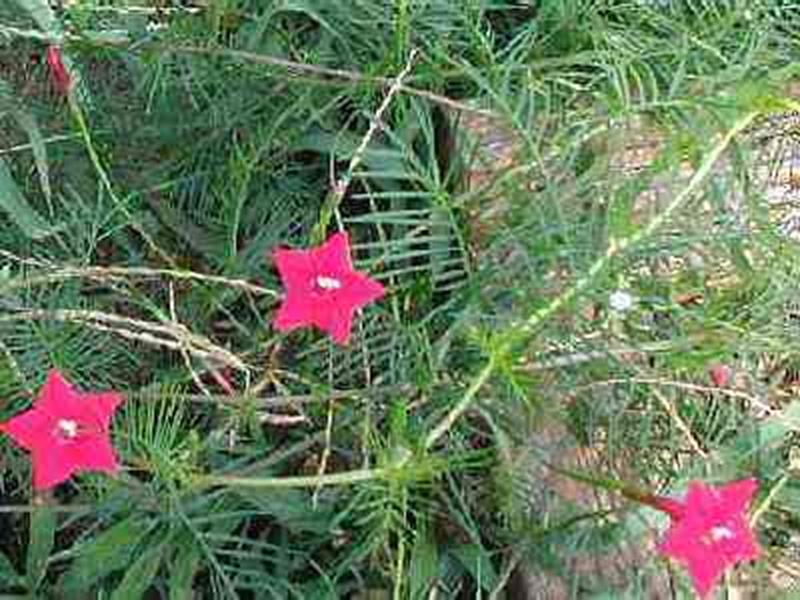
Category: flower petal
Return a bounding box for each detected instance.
[315,301,355,345]
[274,293,315,332]
[685,550,728,598]
[69,436,120,474]
[37,369,83,417]
[31,445,77,490]
[82,392,124,430]
[274,247,315,294]
[341,272,386,310]
[0,408,53,451]
[717,478,758,513]
[315,231,353,276]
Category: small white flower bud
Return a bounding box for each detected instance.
[609,290,634,313]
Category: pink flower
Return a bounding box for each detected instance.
[272,231,385,345]
[46,45,71,96]
[657,479,760,598]
[0,370,123,490]
[709,364,732,387]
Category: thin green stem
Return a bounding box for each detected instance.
[196,466,388,489]
[68,94,174,265]
[393,485,409,600]
[542,462,678,515]
[424,358,496,450]
[0,504,90,513]
[751,474,788,527]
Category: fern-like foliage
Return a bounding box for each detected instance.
[1,1,800,599]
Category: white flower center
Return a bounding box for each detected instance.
[316,275,342,290]
[57,419,78,439]
[710,526,734,542]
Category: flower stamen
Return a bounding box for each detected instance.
[316,275,342,290]
[710,526,734,541]
[56,419,78,439]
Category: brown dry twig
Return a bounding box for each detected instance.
[574,377,777,417]
[134,43,495,118]
[0,309,248,372]
[0,252,277,298]
[313,47,422,241]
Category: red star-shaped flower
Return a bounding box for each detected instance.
[0,370,123,490]
[272,231,386,345]
[657,479,760,598]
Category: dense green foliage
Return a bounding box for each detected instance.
[1,1,800,598]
